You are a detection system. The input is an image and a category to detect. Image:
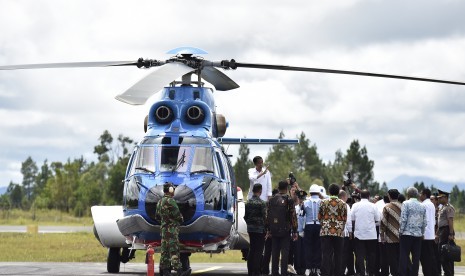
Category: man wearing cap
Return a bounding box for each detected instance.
[436,189,455,276]
[156,182,191,276]
[303,184,322,276]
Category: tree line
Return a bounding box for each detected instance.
[1,130,464,216]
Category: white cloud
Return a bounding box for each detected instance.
[1,0,465,187]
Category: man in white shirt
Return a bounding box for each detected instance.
[420,188,437,276]
[248,156,272,202]
[351,189,379,276]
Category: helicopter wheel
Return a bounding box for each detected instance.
[107,247,121,273]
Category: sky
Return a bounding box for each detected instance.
[1,0,465,188]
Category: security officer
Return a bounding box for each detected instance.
[244,183,267,276]
[436,189,455,276]
[156,182,191,276]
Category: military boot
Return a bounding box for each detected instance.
[161,269,172,276]
[177,268,192,276]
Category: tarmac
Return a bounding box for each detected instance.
[0,262,464,276]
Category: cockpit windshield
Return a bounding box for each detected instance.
[158,146,191,172]
[130,139,216,175]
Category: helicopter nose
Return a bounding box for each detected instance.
[145,185,197,223]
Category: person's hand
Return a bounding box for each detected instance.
[299,231,304,238]
[292,233,298,241]
[449,234,455,241]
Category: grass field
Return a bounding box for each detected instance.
[0,232,245,263]
[0,209,93,226]
[0,232,463,266]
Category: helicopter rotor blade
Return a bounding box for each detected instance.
[199,67,240,91]
[0,61,138,70]
[115,62,195,105]
[221,61,465,86]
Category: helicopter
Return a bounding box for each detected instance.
[1,46,465,274]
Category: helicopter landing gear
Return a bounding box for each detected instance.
[107,247,121,273]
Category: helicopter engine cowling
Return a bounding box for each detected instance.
[185,105,205,124]
[215,113,227,137]
[155,105,174,124]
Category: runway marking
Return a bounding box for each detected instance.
[192,266,223,274]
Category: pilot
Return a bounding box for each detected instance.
[156,182,191,276]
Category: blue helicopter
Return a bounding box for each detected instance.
[2,46,465,274]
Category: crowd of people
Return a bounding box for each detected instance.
[244,156,457,276]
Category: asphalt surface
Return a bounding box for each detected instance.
[0,262,248,275]
[0,262,464,276]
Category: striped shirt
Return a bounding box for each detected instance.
[380,201,402,243]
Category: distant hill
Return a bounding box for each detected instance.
[0,186,7,195]
[387,174,465,192]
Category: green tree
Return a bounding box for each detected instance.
[233,143,253,189]
[21,156,38,201]
[94,130,113,163]
[323,149,347,188]
[292,132,324,192]
[35,159,51,198]
[344,140,375,192]
[7,181,23,208]
[266,131,294,188]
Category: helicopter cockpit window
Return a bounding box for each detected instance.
[158,146,191,172]
[190,147,215,174]
[134,146,155,173]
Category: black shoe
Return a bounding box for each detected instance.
[177,268,191,276]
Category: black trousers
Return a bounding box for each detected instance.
[342,237,355,275]
[438,227,454,276]
[261,237,272,274]
[378,242,389,276]
[291,235,306,275]
[321,236,344,276]
[304,224,322,269]
[248,232,266,276]
[420,239,438,276]
[399,235,422,276]
[271,234,291,276]
[354,238,377,276]
[385,243,399,276]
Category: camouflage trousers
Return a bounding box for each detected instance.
[160,225,181,271]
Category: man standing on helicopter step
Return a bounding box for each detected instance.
[156,182,191,276]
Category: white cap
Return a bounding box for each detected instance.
[309,184,321,194]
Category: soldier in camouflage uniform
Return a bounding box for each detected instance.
[156,182,190,276]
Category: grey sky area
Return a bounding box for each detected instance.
[1,0,465,187]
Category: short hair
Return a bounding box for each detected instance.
[252,183,262,193]
[360,189,370,199]
[272,188,279,196]
[278,180,288,191]
[421,188,432,198]
[388,189,400,200]
[406,187,419,198]
[252,156,263,165]
[398,194,406,203]
[383,195,390,204]
[328,183,340,196]
[338,190,348,200]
